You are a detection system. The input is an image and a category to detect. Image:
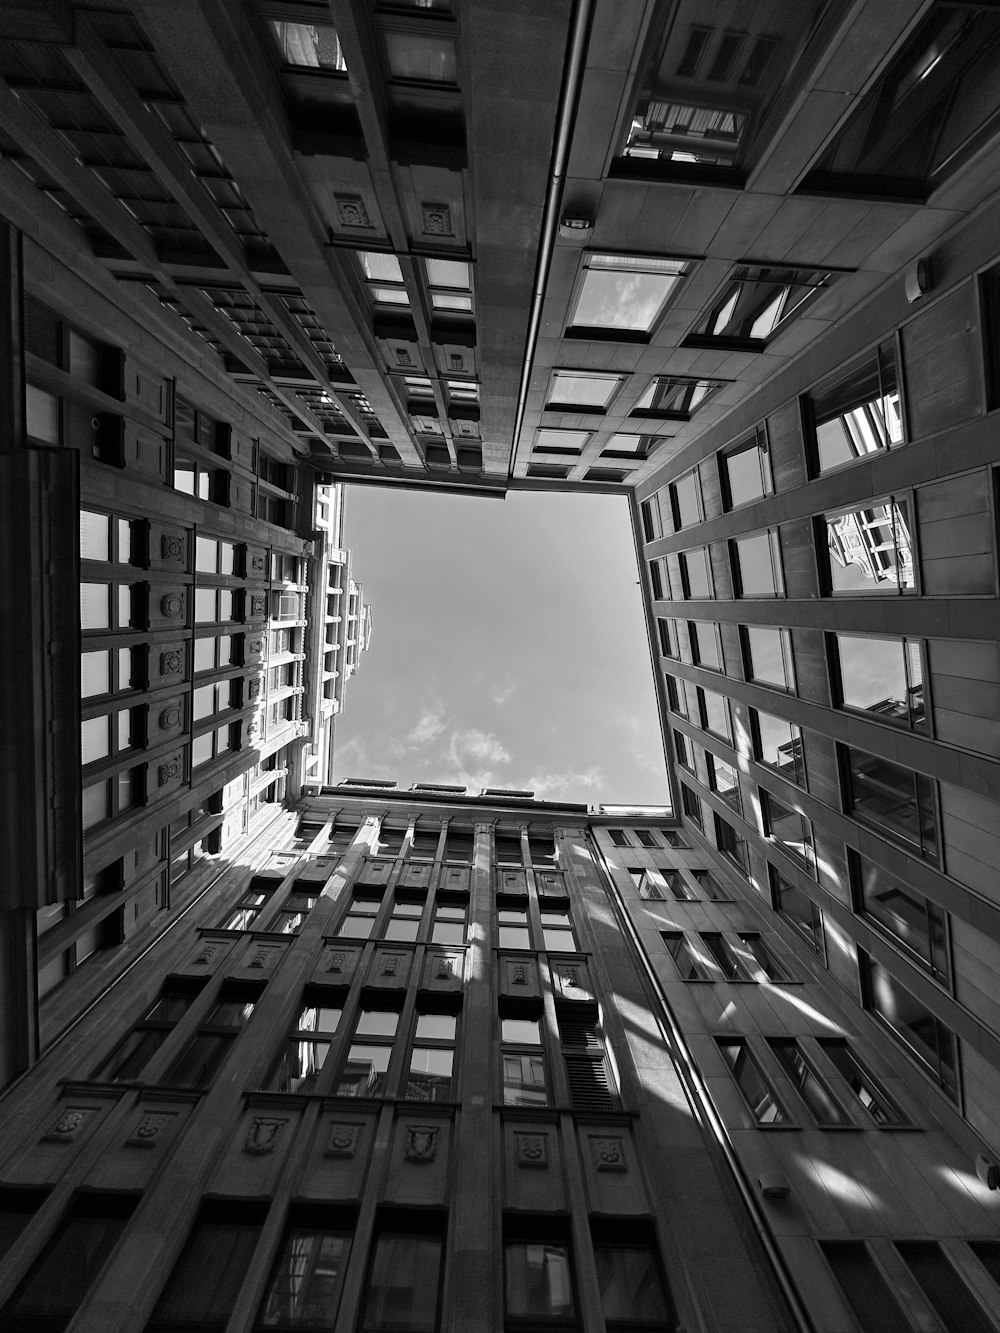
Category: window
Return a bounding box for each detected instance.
[385,31,457,84]
[540,907,576,952]
[809,341,902,474]
[338,894,382,938]
[275,889,318,935]
[717,1039,790,1124]
[665,674,688,718]
[632,376,725,419]
[738,934,790,983]
[336,1008,400,1097]
[81,645,141,699]
[732,530,783,597]
[546,369,624,412]
[801,7,1000,193]
[708,753,741,813]
[770,867,823,955]
[640,493,664,543]
[823,497,915,594]
[173,455,226,504]
[559,1012,618,1110]
[680,783,702,827]
[669,468,702,528]
[505,1237,575,1322]
[94,982,202,1081]
[409,821,440,860]
[720,426,772,509]
[0,1189,48,1263]
[533,427,590,455]
[194,587,240,624]
[80,581,139,632]
[81,706,142,766]
[607,828,630,848]
[841,745,938,861]
[191,724,236,769]
[831,633,926,731]
[257,1211,352,1329]
[424,257,471,311]
[691,265,833,346]
[767,1039,848,1125]
[151,1206,264,1331]
[648,557,668,601]
[761,791,814,873]
[162,986,257,1087]
[679,546,713,599]
[360,1228,444,1333]
[384,897,423,942]
[689,620,722,670]
[1,1194,134,1332]
[624,100,747,166]
[742,625,795,691]
[501,1011,547,1106]
[593,1236,675,1329]
[406,1011,457,1101]
[715,813,749,874]
[820,1243,912,1333]
[673,730,693,772]
[751,710,805,786]
[851,851,948,983]
[193,678,236,721]
[359,252,409,308]
[430,896,467,945]
[819,1039,908,1126]
[691,870,730,901]
[218,881,275,930]
[657,617,679,658]
[271,19,347,70]
[81,766,143,831]
[701,933,753,982]
[896,1242,997,1333]
[634,829,658,848]
[268,994,342,1094]
[80,510,138,565]
[698,686,731,742]
[569,253,689,335]
[862,955,959,1101]
[194,633,238,674]
[662,932,708,980]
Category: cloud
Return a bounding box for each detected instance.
[491,681,516,707]
[330,732,369,777]
[406,707,448,746]
[525,767,604,800]
[448,728,511,768]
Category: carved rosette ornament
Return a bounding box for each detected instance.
[591,1136,626,1172]
[405,1125,439,1163]
[250,594,266,618]
[248,638,263,656]
[160,534,184,562]
[159,705,182,730]
[325,1123,361,1157]
[334,193,372,228]
[160,592,184,618]
[159,650,183,676]
[421,202,453,236]
[42,1107,97,1143]
[515,1132,548,1168]
[158,759,180,787]
[126,1112,176,1148]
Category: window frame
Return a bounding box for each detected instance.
[829,631,927,733]
[820,493,917,596]
[545,368,626,414]
[567,252,692,340]
[719,424,773,510]
[731,528,784,598]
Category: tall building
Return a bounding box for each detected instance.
[3,2,1000,1331]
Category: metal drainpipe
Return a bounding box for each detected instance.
[0,806,289,1104]
[589,836,819,1333]
[508,0,596,479]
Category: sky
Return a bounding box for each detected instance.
[332,486,669,808]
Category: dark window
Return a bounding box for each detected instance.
[751,710,806,786]
[770,867,824,955]
[0,1190,49,1264]
[635,829,658,848]
[267,993,342,1094]
[742,625,795,691]
[680,783,702,828]
[862,955,959,1102]
[698,686,731,742]
[820,1243,912,1333]
[715,813,749,874]
[657,617,679,658]
[841,746,938,861]
[665,674,688,718]
[831,633,925,731]
[809,341,902,474]
[662,932,707,980]
[708,753,741,813]
[717,1040,789,1124]
[631,377,726,419]
[2,1195,134,1333]
[593,1238,675,1328]
[768,1039,849,1125]
[691,869,730,901]
[505,1238,576,1321]
[406,1010,458,1102]
[360,1228,444,1333]
[822,497,915,595]
[673,730,693,772]
[819,1039,908,1127]
[649,559,665,601]
[738,933,790,983]
[720,427,772,509]
[732,530,783,597]
[896,1242,996,1333]
[701,933,752,982]
[640,494,664,542]
[669,469,702,528]
[162,987,258,1087]
[691,265,833,347]
[336,1007,400,1098]
[151,1207,263,1331]
[608,829,630,848]
[761,791,814,873]
[851,850,948,983]
[257,1212,352,1329]
[93,982,202,1081]
[801,9,1000,193]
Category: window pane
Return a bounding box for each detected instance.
[99,1026,168,1081]
[338,1045,390,1097]
[426,259,470,288]
[681,547,712,597]
[81,780,110,830]
[4,1208,129,1326]
[845,747,937,859]
[548,371,621,408]
[415,1014,456,1041]
[594,1246,672,1323]
[835,634,924,729]
[866,958,958,1100]
[855,854,948,981]
[700,688,731,741]
[361,1234,442,1333]
[384,31,457,83]
[271,1039,330,1094]
[195,588,216,623]
[505,1242,575,1318]
[825,499,914,593]
[745,626,793,689]
[572,256,686,331]
[501,1018,541,1045]
[820,1039,907,1126]
[259,1230,351,1328]
[406,1047,453,1100]
[718,1040,789,1124]
[163,1033,233,1086]
[723,434,771,506]
[499,925,531,949]
[769,1040,848,1124]
[81,716,110,764]
[734,531,781,596]
[672,471,701,527]
[80,511,110,561]
[502,1053,547,1105]
[194,638,215,672]
[356,1011,399,1037]
[154,1217,262,1327]
[81,650,111,698]
[271,19,347,71]
[80,583,111,630]
[821,1243,912,1333]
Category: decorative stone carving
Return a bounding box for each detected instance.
[193,941,219,964]
[590,1136,626,1172]
[160,592,184,618]
[325,1123,361,1157]
[395,348,412,366]
[560,967,580,989]
[449,352,465,372]
[42,1107,97,1143]
[245,1116,287,1155]
[159,705,181,730]
[248,638,263,656]
[245,717,260,742]
[421,202,453,236]
[435,956,453,979]
[126,1112,176,1148]
[247,677,262,701]
[158,760,181,786]
[159,650,183,676]
[250,552,265,572]
[248,947,272,969]
[405,1124,439,1163]
[382,956,398,976]
[512,963,527,985]
[325,950,346,973]
[250,594,267,618]
[160,534,184,561]
[515,1132,548,1168]
[334,193,372,228]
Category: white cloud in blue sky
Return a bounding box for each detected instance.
[334,488,669,807]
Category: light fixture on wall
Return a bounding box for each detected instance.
[905,256,932,303]
[975,1155,999,1189]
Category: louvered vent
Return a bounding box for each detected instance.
[564,1055,616,1111]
